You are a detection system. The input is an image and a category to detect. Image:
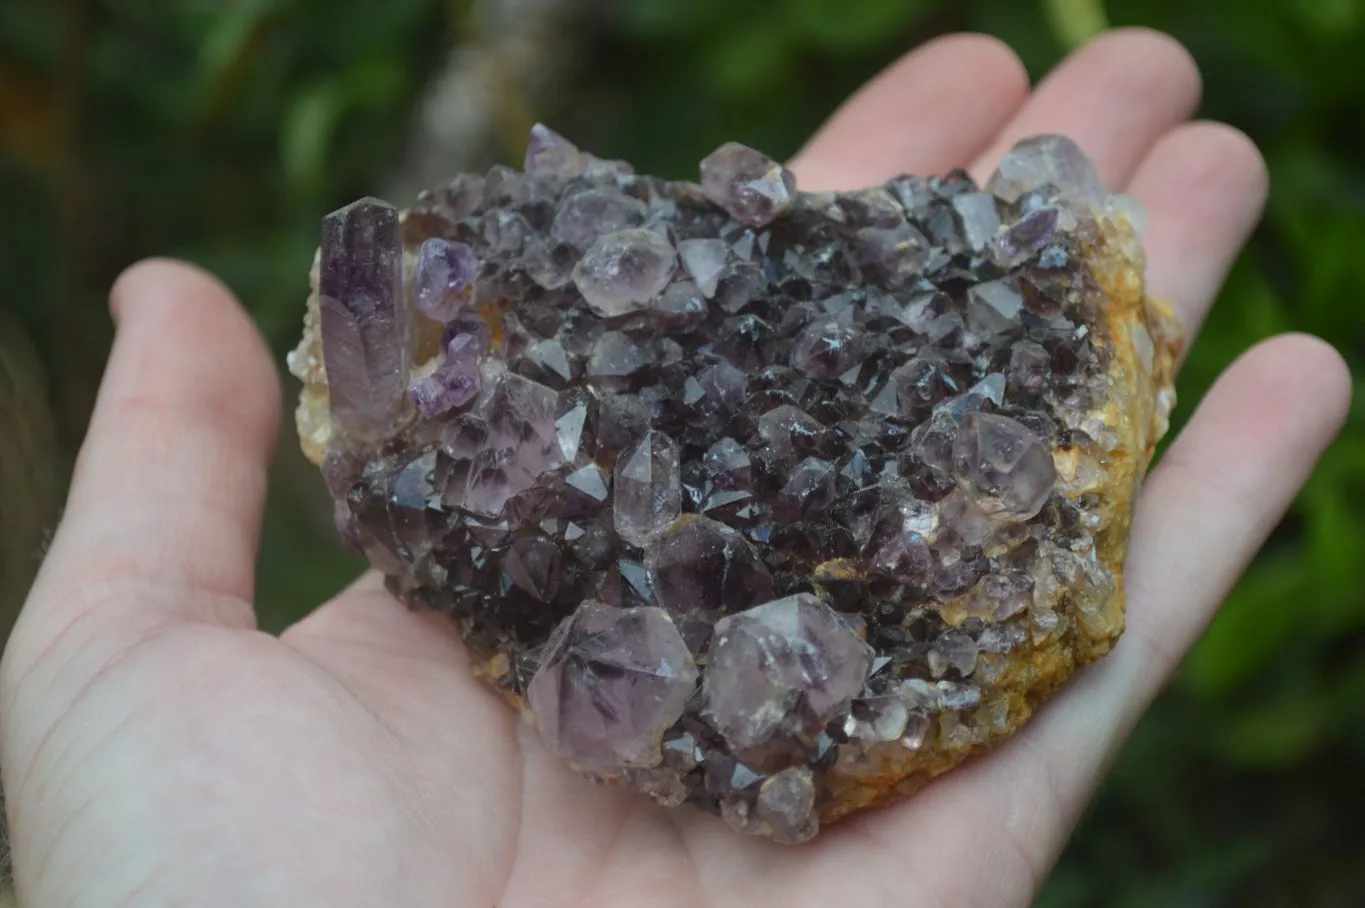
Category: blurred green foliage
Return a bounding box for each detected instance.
[1,0,1362,903]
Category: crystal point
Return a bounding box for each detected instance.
[573,228,677,317]
[529,600,697,772]
[614,430,683,547]
[319,197,411,440]
[703,594,874,750]
[699,142,797,227]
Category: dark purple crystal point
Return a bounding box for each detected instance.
[319,197,411,440]
[528,600,698,772]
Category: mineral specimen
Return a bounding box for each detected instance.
[289,126,1180,844]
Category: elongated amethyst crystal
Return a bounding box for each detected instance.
[318,198,411,440]
[292,125,1179,845]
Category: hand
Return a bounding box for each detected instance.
[1,28,1350,908]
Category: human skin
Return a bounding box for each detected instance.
[0,28,1351,908]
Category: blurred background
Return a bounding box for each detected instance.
[1,0,1363,903]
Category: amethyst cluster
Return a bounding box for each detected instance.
[289,125,1178,843]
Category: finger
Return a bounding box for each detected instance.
[790,33,1029,191]
[26,259,281,624]
[848,333,1351,908]
[1129,121,1269,339]
[970,28,1202,189]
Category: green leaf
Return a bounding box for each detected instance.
[193,0,284,121]
[795,0,935,50]
[1300,479,1364,626]
[1180,555,1309,699]
[1215,689,1332,767]
[281,82,343,199]
[609,0,730,37]
[706,15,797,99]
[1291,0,1360,39]
[1042,0,1108,50]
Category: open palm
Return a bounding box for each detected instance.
[1,29,1350,908]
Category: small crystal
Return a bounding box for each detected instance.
[552,189,649,250]
[967,279,1025,336]
[614,430,683,547]
[647,517,773,618]
[677,238,729,298]
[411,238,477,323]
[525,123,586,178]
[588,331,652,384]
[699,142,797,227]
[754,768,818,845]
[652,281,707,325]
[994,207,1060,267]
[790,318,862,379]
[927,630,979,679]
[951,192,1000,252]
[776,457,837,521]
[988,134,1105,211]
[410,332,483,417]
[968,572,1034,621]
[757,405,823,463]
[952,412,1057,520]
[573,228,677,317]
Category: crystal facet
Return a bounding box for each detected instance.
[699,142,797,227]
[529,600,697,772]
[411,238,478,323]
[573,228,677,317]
[318,198,411,440]
[703,593,874,750]
[614,430,683,547]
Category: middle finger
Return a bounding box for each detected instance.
[970,27,1202,189]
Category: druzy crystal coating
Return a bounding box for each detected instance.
[290,126,1180,845]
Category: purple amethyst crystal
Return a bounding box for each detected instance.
[646,517,774,619]
[614,430,683,547]
[296,124,1175,844]
[524,123,586,178]
[987,134,1104,210]
[699,142,797,228]
[572,228,677,317]
[529,600,697,772]
[411,238,478,323]
[952,412,1057,520]
[318,198,411,440]
[410,332,482,417]
[703,594,874,750]
[553,189,649,250]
